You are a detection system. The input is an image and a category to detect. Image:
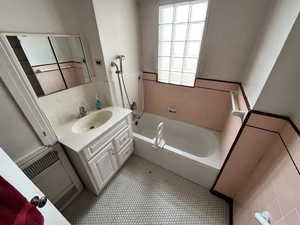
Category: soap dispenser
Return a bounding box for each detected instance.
[96,96,102,110]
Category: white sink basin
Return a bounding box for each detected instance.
[72,110,113,134]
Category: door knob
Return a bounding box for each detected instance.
[30,196,47,208]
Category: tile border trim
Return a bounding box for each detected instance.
[142,71,250,109]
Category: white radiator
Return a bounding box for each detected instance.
[19,143,83,210]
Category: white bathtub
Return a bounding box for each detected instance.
[133,113,221,188]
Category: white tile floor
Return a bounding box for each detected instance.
[63,155,229,225]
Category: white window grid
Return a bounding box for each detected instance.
[158,0,208,87]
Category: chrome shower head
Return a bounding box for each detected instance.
[116,55,125,60]
[111,61,121,74]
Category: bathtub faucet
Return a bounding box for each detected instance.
[153,122,166,150]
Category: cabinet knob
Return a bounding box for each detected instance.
[30,196,47,208]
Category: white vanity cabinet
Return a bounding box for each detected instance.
[88,143,118,189]
[65,114,133,195]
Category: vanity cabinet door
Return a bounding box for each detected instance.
[88,143,118,191]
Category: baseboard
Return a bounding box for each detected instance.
[210,190,233,225]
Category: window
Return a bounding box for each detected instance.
[158,0,208,86]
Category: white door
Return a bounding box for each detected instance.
[0,148,70,225]
[89,143,118,190]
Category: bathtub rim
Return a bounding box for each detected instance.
[133,132,221,170]
[134,112,221,158]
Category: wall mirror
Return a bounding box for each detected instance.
[6,35,92,97]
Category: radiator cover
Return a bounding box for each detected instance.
[23,151,59,179]
[21,145,83,210]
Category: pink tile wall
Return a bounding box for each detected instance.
[61,62,86,88]
[33,63,86,95]
[234,129,300,225]
[34,64,66,95]
[219,88,248,165]
[215,126,278,197]
[143,74,249,166]
[213,112,300,225]
[143,76,240,131]
[143,72,156,81]
[237,88,248,113]
[247,114,287,132]
[195,79,238,91]
[280,123,300,169]
[219,114,242,165]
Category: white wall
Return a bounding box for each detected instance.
[73,0,112,102]
[198,0,271,81]
[138,0,271,82]
[92,0,141,109]
[38,82,100,128]
[0,0,110,89]
[254,15,300,128]
[242,0,300,108]
[0,80,41,161]
[0,0,110,160]
[0,0,79,34]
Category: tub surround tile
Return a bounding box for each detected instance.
[214,112,300,225]
[284,209,300,225]
[248,218,260,225]
[195,79,238,92]
[143,72,157,81]
[265,199,282,222]
[143,74,249,171]
[272,154,300,216]
[237,87,249,112]
[219,88,247,166]
[232,130,300,225]
[274,218,285,225]
[219,114,242,165]
[247,114,287,132]
[233,147,286,224]
[280,122,300,169]
[143,80,235,131]
[142,74,300,225]
[215,126,278,197]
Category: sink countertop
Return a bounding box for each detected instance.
[53,107,132,152]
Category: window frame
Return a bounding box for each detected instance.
[156,0,210,87]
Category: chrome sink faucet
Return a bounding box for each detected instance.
[79,106,88,118]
